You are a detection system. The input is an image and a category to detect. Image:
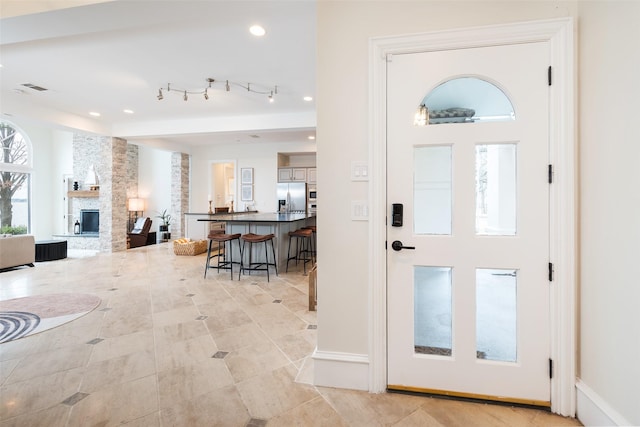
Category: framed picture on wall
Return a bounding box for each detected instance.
[241,184,253,201]
[241,168,253,184]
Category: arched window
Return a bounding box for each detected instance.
[1,121,33,234]
[414,76,515,126]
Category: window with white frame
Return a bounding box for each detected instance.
[0,121,32,234]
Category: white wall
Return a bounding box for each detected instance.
[577,2,640,425]
[190,141,316,214]
[137,144,172,229]
[50,129,74,236]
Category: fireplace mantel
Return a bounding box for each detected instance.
[68,191,99,198]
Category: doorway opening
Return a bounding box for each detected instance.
[369,18,576,416]
[209,161,236,213]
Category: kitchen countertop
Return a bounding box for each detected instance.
[196,212,315,223]
[185,211,257,216]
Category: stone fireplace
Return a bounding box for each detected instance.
[66,134,131,252]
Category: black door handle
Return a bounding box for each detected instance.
[391,240,415,251]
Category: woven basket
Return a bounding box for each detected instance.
[173,239,208,256]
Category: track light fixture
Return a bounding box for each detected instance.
[157,78,277,103]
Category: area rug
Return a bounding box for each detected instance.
[0,293,101,343]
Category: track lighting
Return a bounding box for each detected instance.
[157,78,277,102]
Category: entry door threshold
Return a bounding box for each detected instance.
[387,385,551,410]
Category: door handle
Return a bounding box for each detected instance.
[391,240,415,251]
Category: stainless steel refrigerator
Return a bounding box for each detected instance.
[276,182,307,213]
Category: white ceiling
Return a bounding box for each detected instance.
[0,0,317,149]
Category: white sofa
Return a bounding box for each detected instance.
[0,234,35,270]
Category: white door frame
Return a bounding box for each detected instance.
[368,18,576,416]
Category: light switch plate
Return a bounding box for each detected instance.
[351,161,368,181]
[351,200,368,221]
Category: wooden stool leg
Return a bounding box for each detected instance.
[270,238,278,276]
[286,236,294,272]
[238,240,245,280]
[303,236,309,275]
[228,239,234,280]
[263,240,270,282]
[204,239,213,278]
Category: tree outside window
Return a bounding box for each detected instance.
[0,122,31,235]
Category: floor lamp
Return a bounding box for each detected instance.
[128,198,144,231]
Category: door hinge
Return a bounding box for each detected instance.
[548,164,553,183]
[549,358,554,379]
[548,66,552,86]
[385,240,387,250]
[386,53,393,63]
[548,262,554,282]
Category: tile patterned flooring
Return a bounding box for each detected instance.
[0,244,582,426]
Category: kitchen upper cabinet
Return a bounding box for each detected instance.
[278,168,292,182]
[278,168,307,182]
[307,168,317,184]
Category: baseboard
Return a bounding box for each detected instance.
[576,379,633,426]
[312,348,369,391]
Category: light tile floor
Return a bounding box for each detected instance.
[0,243,582,426]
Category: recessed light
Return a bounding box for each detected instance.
[249,25,266,37]
[308,136,315,140]
[123,109,134,114]
[303,96,313,102]
[89,112,100,117]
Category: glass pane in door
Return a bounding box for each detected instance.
[476,268,517,362]
[417,77,516,125]
[414,146,452,235]
[415,266,452,356]
[475,144,517,235]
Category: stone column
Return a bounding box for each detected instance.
[99,137,128,252]
[171,152,190,239]
[71,134,101,251]
[126,144,139,199]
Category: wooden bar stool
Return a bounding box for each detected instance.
[238,233,278,282]
[204,230,241,279]
[302,225,317,259]
[286,228,314,274]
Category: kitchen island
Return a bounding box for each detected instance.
[185,212,252,240]
[195,212,316,271]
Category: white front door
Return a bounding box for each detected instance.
[387,42,551,406]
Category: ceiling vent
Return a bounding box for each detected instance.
[21,83,48,92]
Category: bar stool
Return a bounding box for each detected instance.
[238,233,278,282]
[302,225,317,259]
[204,230,241,279]
[286,228,314,274]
